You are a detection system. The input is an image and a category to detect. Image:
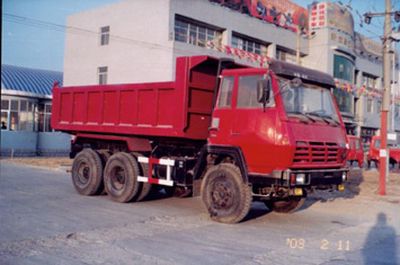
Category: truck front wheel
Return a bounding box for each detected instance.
[104,152,142,203]
[264,197,305,213]
[71,149,104,196]
[201,163,252,224]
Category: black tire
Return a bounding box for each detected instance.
[264,197,305,213]
[104,152,142,203]
[201,163,252,224]
[71,148,104,196]
[96,150,111,195]
[136,161,154,201]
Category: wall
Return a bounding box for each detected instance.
[37,132,71,156]
[64,0,174,85]
[170,0,308,55]
[64,0,308,85]
[0,131,37,156]
[0,131,70,157]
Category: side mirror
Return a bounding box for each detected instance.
[257,78,271,103]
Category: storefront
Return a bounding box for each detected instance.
[1,65,70,156]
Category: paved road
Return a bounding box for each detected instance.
[0,161,399,265]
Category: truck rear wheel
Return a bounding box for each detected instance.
[104,152,142,203]
[201,163,252,224]
[71,148,104,196]
[264,197,305,213]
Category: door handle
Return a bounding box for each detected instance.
[231,132,240,136]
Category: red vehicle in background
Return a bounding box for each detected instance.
[367,136,400,170]
[346,135,364,168]
[52,56,349,223]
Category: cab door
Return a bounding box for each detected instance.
[208,75,236,145]
[231,74,278,173]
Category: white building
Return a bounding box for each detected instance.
[63,0,400,145]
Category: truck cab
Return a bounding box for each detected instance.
[367,135,400,169]
[347,135,364,168]
[202,60,348,220]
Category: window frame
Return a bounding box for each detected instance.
[236,74,268,109]
[366,97,373,113]
[333,54,355,83]
[100,26,110,46]
[98,66,108,85]
[1,98,36,131]
[217,76,235,109]
[174,15,222,48]
[231,33,267,56]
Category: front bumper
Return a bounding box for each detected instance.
[280,168,348,187]
[250,168,349,188]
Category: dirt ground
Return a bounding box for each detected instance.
[0,157,72,169]
[0,161,399,265]
[348,169,400,198]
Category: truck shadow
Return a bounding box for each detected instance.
[300,168,364,211]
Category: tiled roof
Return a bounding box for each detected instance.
[1,64,63,96]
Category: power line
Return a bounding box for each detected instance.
[2,12,389,64]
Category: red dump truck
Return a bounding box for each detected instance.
[367,135,400,170]
[52,56,348,223]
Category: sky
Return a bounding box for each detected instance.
[2,0,399,72]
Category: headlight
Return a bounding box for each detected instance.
[296,173,306,184]
[342,172,347,181]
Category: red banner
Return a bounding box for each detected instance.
[210,0,308,32]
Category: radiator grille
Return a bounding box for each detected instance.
[293,141,339,165]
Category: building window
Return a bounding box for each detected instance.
[376,100,382,113]
[363,73,377,89]
[367,98,373,113]
[100,26,110,45]
[37,103,52,132]
[98,66,108,85]
[1,98,35,131]
[231,33,266,55]
[19,100,34,131]
[333,89,354,114]
[1,99,9,130]
[10,100,19,131]
[174,15,222,48]
[333,54,354,83]
[277,48,297,64]
[395,104,400,118]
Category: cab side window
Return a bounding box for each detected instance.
[217,76,234,108]
[237,75,263,108]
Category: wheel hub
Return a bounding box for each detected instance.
[211,181,233,209]
[111,166,126,191]
[77,162,90,185]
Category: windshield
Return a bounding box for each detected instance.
[279,78,339,123]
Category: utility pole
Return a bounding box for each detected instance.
[380,0,392,195]
[364,0,400,195]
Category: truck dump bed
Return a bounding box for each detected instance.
[52,56,221,140]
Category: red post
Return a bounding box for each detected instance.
[379,111,387,195]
